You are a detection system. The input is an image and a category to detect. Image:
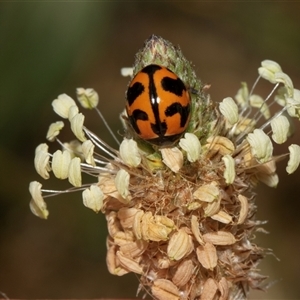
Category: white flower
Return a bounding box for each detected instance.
[219,97,239,125]
[286,144,300,174]
[76,88,99,109]
[246,129,273,163]
[161,147,183,173]
[68,105,79,121]
[34,143,51,179]
[29,181,49,219]
[258,60,282,84]
[82,140,96,166]
[52,150,72,179]
[119,138,141,167]
[249,95,270,119]
[261,60,282,73]
[235,82,249,107]
[52,94,77,119]
[70,113,86,142]
[222,155,235,185]
[287,89,300,119]
[68,157,82,187]
[275,72,294,97]
[271,115,290,144]
[46,121,64,141]
[82,185,104,212]
[179,133,201,162]
[121,67,134,77]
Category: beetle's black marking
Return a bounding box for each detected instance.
[161,77,186,96]
[127,82,144,106]
[165,102,190,127]
[141,65,162,138]
[151,120,167,136]
[141,64,162,75]
[130,109,148,134]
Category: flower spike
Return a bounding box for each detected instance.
[29,35,300,300]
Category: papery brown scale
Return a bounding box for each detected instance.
[116,250,143,274]
[119,239,148,258]
[132,210,144,239]
[141,212,173,241]
[200,278,219,300]
[113,231,134,246]
[155,215,175,230]
[203,231,236,246]
[188,201,202,211]
[172,259,194,287]
[141,211,152,240]
[117,207,142,229]
[147,221,172,241]
[152,278,180,300]
[167,228,193,260]
[211,210,232,224]
[191,215,204,245]
[106,211,122,237]
[193,182,220,203]
[106,244,129,276]
[205,136,235,158]
[106,241,117,274]
[218,277,231,300]
[203,195,221,217]
[196,242,218,270]
[98,175,124,202]
[237,194,249,224]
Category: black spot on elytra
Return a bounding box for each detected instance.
[165,103,190,127]
[151,120,167,137]
[161,77,186,96]
[130,109,148,134]
[127,82,144,106]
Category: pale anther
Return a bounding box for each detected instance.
[179,133,201,162]
[82,184,104,212]
[119,139,141,167]
[222,155,236,185]
[271,115,290,144]
[46,121,64,141]
[68,157,82,187]
[286,144,300,174]
[246,129,273,163]
[70,113,87,142]
[219,97,239,125]
[29,181,49,219]
[82,140,96,166]
[121,67,134,77]
[34,143,51,180]
[52,94,77,119]
[52,150,72,179]
[76,88,99,109]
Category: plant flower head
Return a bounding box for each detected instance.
[29,35,300,300]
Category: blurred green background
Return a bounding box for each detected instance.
[1,2,300,299]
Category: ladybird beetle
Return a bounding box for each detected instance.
[126,64,191,146]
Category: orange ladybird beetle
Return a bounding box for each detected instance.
[126,64,191,146]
